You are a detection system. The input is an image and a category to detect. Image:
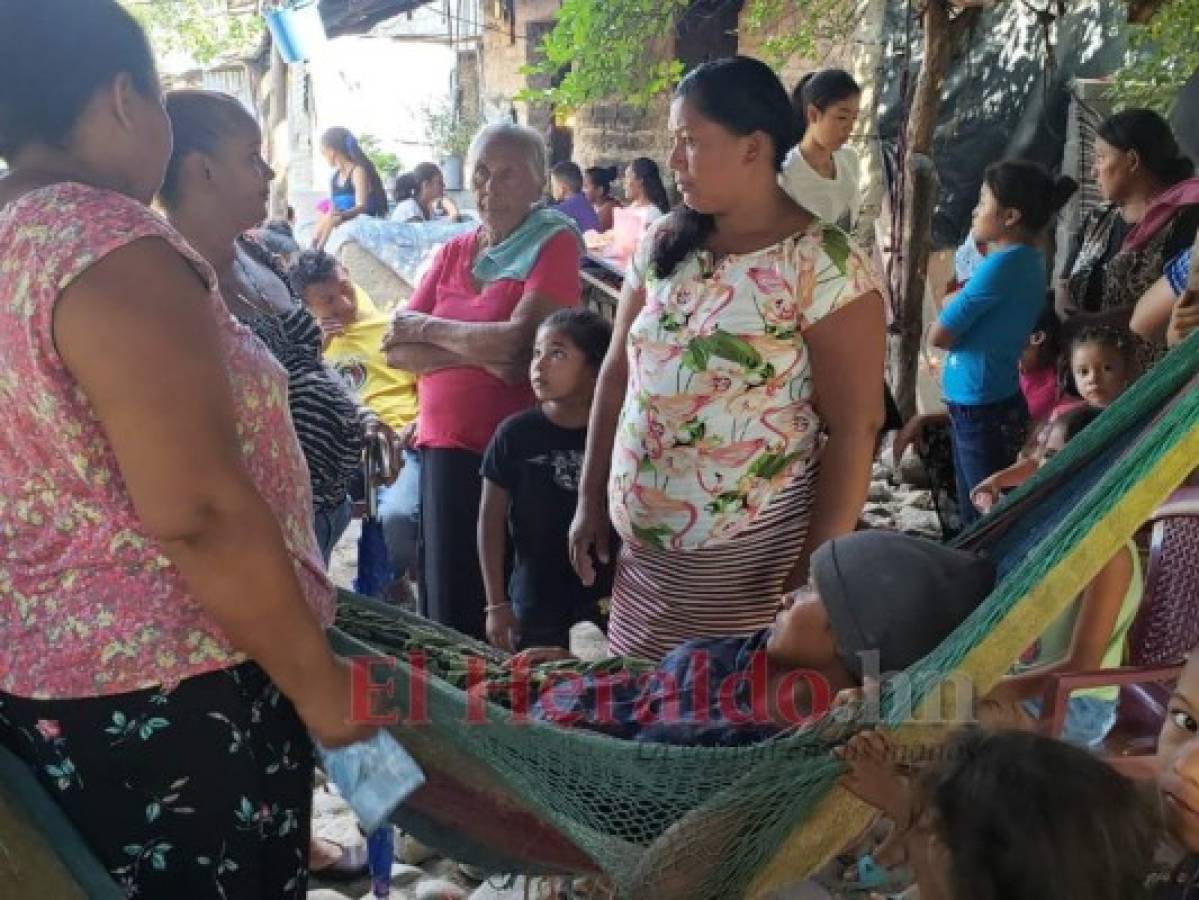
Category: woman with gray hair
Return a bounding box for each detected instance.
[383,123,583,638]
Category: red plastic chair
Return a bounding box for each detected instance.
[1038,486,1199,778]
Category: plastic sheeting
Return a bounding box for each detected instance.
[324,216,477,289]
[876,0,1129,247]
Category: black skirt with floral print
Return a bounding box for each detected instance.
[0,662,314,899]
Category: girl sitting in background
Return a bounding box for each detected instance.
[623,156,671,222]
[977,405,1143,748]
[780,68,862,231]
[479,309,616,651]
[971,326,1136,513]
[930,160,1077,527]
[583,165,622,232]
[312,126,389,249]
[391,161,459,224]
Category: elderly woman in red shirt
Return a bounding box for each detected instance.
[384,124,582,639]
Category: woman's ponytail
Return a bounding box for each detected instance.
[791,73,816,139]
[393,172,418,204]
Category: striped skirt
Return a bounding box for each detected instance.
[607,467,817,662]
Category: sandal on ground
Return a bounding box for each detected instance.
[310,837,369,881]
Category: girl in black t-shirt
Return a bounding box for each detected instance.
[479,309,615,651]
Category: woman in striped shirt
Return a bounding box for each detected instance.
[159,89,379,563]
[570,58,884,662]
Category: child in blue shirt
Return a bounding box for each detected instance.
[930,160,1077,526]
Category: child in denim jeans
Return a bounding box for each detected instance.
[929,161,1077,526]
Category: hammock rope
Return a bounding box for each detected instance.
[329,330,1199,900]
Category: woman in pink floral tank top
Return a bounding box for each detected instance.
[0,4,372,897]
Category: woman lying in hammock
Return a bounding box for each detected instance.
[512,531,998,745]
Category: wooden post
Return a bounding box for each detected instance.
[267,41,289,220]
[892,153,938,418]
[890,0,979,419]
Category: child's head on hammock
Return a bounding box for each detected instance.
[909,728,1157,900]
[1037,403,1101,469]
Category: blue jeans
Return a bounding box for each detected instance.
[1022,696,1118,747]
[946,392,1029,527]
[313,496,353,567]
[379,449,421,577]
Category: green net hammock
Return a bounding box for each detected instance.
[325,331,1199,900]
[3,333,1198,899]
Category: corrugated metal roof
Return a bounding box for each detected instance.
[316,0,437,37]
[235,1,434,37]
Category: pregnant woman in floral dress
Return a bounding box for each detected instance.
[570,57,884,662]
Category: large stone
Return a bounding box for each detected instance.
[413,878,469,900]
[896,446,932,490]
[391,864,426,887]
[398,833,437,866]
[867,480,894,503]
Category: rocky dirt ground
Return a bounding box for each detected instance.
[312,458,937,899]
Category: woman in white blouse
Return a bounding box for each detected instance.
[390,162,460,223]
[779,69,862,231]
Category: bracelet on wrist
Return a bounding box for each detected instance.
[485,602,511,613]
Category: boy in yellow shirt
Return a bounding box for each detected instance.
[290,251,421,580]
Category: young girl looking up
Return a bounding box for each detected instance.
[972,327,1136,513]
[479,309,617,652]
[780,68,863,230]
[930,160,1078,527]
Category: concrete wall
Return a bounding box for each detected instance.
[479,0,560,123]
[472,0,887,212]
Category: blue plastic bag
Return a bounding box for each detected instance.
[317,731,425,834]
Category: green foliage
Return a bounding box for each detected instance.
[358,134,403,178]
[519,0,687,109]
[1111,0,1199,113]
[423,99,479,159]
[122,0,264,66]
[741,0,863,69]
[519,0,863,109]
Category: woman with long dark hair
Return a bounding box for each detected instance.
[584,165,622,232]
[569,57,884,662]
[780,68,863,230]
[1058,108,1199,344]
[623,156,671,221]
[311,125,389,249]
[0,3,369,895]
[391,161,459,223]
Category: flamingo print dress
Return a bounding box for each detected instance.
[606,218,878,660]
